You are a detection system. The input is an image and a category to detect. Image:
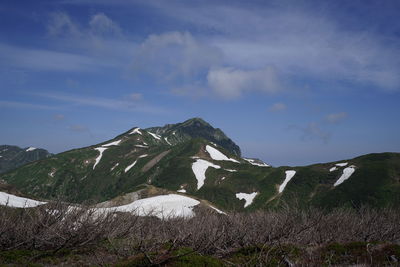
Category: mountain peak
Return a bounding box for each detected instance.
[146,118,241,156]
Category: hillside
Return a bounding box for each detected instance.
[1,118,399,211]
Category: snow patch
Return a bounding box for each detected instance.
[278,170,296,193]
[99,194,200,219]
[336,162,348,167]
[209,205,226,215]
[111,163,119,171]
[129,128,142,135]
[191,159,221,190]
[102,139,122,147]
[164,137,172,145]
[125,154,148,173]
[334,166,356,187]
[205,145,239,163]
[225,169,237,172]
[93,147,108,169]
[243,158,270,167]
[124,160,137,173]
[329,166,337,172]
[0,191,46,208]
[148,132,161,140]
[135,145,148,148]
[177,189,186,193]
[235,192,258,208]
[26,147,36,152]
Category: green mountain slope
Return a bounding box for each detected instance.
[0,145,52,174]
[1,118,399,211]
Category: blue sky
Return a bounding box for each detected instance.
[1,0,399,166]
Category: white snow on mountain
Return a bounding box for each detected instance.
[0,191,46,208]
[111,163,119,171]
[235,192,258,208]
[125,154,148,173]
[102,139,122,147]
[148,132,161,140]
[129,128,142,135]
[192,159,221,189]
[26,147,36,152]
[336,162,348,167]
[225,169,237,172]
[205,145,239,163]
[330,166,337,172]
[99,194,200,219]
[334,166,356,186]
[177,189,186,193]
[243,158,270,167]
[164,137,172,145]
[278,170,296,193]
[93,147,108,169]
[135,145,148,148]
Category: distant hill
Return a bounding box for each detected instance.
[0,145,52,174]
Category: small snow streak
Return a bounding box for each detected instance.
[148,131,161,140]
[334,166,356,186]
[129,128,142,135]
[93,147,108,169]
[206,145,239,163]
[278,170,296,193]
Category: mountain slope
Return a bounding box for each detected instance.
[0,145,52,174]
[1,118,399,211]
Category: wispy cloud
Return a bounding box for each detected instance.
[325,112,348,124]
[34,92,168,114]
[0,100,57,110]
[269,102,287,112]
[0,43,112,72]
[290,122,331,144]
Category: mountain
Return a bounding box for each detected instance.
[0,145,52,174]
[1,118,399,211]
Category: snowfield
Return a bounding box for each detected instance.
[191,159,221,189]
[93,147,108,169]
[129,128,142,135]
[102,139,122,147]
[278,170,296,193]
[235,192,258,208]
[329,166,337,172]
[148,132,161,140]
[0,191,46,208]
[225,169,237,172]
[243,158,270,167]
[334,166,356,186]
[205,145,239,163]
[336,162,348,167]
[99,194,200,219]
[177,189,186,193]
[26,147,36,152]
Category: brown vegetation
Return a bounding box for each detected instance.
[1,203,400,266]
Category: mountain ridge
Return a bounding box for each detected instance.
[0,118,399,212]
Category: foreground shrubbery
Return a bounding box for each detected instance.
[1,203,400,266]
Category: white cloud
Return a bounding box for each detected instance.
[207,67,282,99]
[325,112,347,124]
[132,31,222,82]
[47,12,81,37]
[269,102,287,112]
[89,13,122,36]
